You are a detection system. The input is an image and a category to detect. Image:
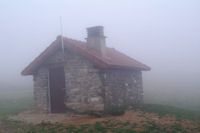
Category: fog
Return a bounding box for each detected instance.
[0,1,200,110]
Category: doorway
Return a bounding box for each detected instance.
[49,66,66,113]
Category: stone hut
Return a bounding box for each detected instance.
[22,26,150,113]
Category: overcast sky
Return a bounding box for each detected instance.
[0,1,200,107]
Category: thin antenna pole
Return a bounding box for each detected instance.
[60,16,64,54]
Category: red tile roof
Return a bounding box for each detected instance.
[22,36,150,75]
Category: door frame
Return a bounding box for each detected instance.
[47,63,66,113]
[47,69,51,113]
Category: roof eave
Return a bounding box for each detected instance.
[21,39,60,76]
[107,64,151,71]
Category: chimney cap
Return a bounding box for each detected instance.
[87,25,104,30]
[87,26,104,37]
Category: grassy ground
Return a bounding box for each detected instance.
[0,90,34,133]
[0,92,200,132]
[1,104,200,133]
[0,96,34,116]
[2,116,200,133]
[138,104,200,122]
[0,93,34,116]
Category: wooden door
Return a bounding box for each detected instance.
[49,66,66,113]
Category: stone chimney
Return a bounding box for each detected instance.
[86,26,106,55]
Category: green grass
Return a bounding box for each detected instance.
[138,104,200,121]
[0,90,200,132]
[10,120,200,133]
[0,103,200,132]
[0,91,34,133]
[0,91,34,115]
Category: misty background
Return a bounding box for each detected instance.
[0,1,200,110]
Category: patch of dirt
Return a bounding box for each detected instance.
[9,109,199,130]
[9,110,74,124]
[0,117,15,133]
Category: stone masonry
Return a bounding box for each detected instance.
[33,48,143,113]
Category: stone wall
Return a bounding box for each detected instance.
[62,49,104,112]
[33,67,49,112]
[33,48,143,113]
[34,48,104,113]
[100,69,143,111]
